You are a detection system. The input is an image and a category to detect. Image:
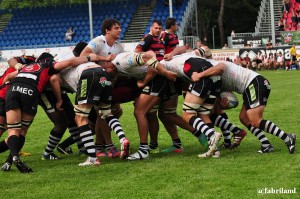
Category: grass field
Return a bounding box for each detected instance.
[0,70,299,199]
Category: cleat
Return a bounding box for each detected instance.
[78,157,100,166]
[107,146,121,158]
[198,132,221,158]
[198,133,209,151]
[57,146,73,155]
[96,150,108,157]
[120,138,130,159]
[230,129,247,149]
[19,151,32,157]
[149,147,160,154]
[127,150,149,161]
[160,145,184,153]
[220,142,232,149]
[257,145,274,153]
[13,156,33,173]
[1,162,12,171]
[42,153,62,160]
[285,133,296,154]
[212,147,221,158]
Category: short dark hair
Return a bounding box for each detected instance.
[37,53,54,63]
[101,18,120,35]
[73,42,88,57]
[152,19,162,26]
[165,18,177,29]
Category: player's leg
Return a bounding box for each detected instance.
[128,93,160,160]
[239,105,273,153]
[39,91,68,160]
[74,104,100,166]
[182,92,221,157]
[243,76,296,153]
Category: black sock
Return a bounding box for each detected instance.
[149,142,158,150]
[172,138,182,148]
[7,135,20,158]
[0,140,9,153]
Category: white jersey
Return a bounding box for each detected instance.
[206,59,258,93]
[111,52,148,79]
[160,52,203,82]
[87,35,124,65]
[59,62,99,92]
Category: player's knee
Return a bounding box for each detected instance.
[111,104,123,119]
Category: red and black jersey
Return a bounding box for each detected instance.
[11,60,59,93]
[136,33,165,61]
[0,67,16,99]
[161,31,179,54]
[14,55,36,65]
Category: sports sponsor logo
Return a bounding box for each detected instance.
[99,77,107,87]
[12,85,33,96]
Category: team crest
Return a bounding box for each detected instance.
[22,64,41,72]
[99,77,107,87]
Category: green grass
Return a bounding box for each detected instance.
[1,70,300,199]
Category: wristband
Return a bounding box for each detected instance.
[86,56,91,62]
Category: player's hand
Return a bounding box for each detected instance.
[106,54,116,61]
[219,97,229,109]
[56,100,64,111]
[191,72,201,82]
[89,53,98,62]
[164,53,173,61]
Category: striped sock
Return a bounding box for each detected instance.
[106,116,126,143]
[189,116,215,141]
[248,125,271,147]
[259,120,289,142]
[139,143,149,154]
[78,124,96,158]
[44,130,63,155]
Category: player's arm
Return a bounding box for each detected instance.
[49,74,64,110]
[137,67,159,88]
[140,52,176,81]
[80,41,115,61]
[53,54,98,71]
[191,62,226,82]
[164,46,188,61]
[2,70,18,84]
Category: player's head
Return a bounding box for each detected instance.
[101,18,121,38]
[73,42,88,57]
[151,19,162,36]
[200,46,212,58]
[165,18,178,31]
[193,47,205,58]
[37,52,54,63]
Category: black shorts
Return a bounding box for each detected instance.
[243,75,271,110]
[141,75,178,101]
[0,98,6,117]
[39,90,76,126]
[6,83,39,116]
[291,55,297,62]
[188,76,221,99]
[75,67,112,106]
